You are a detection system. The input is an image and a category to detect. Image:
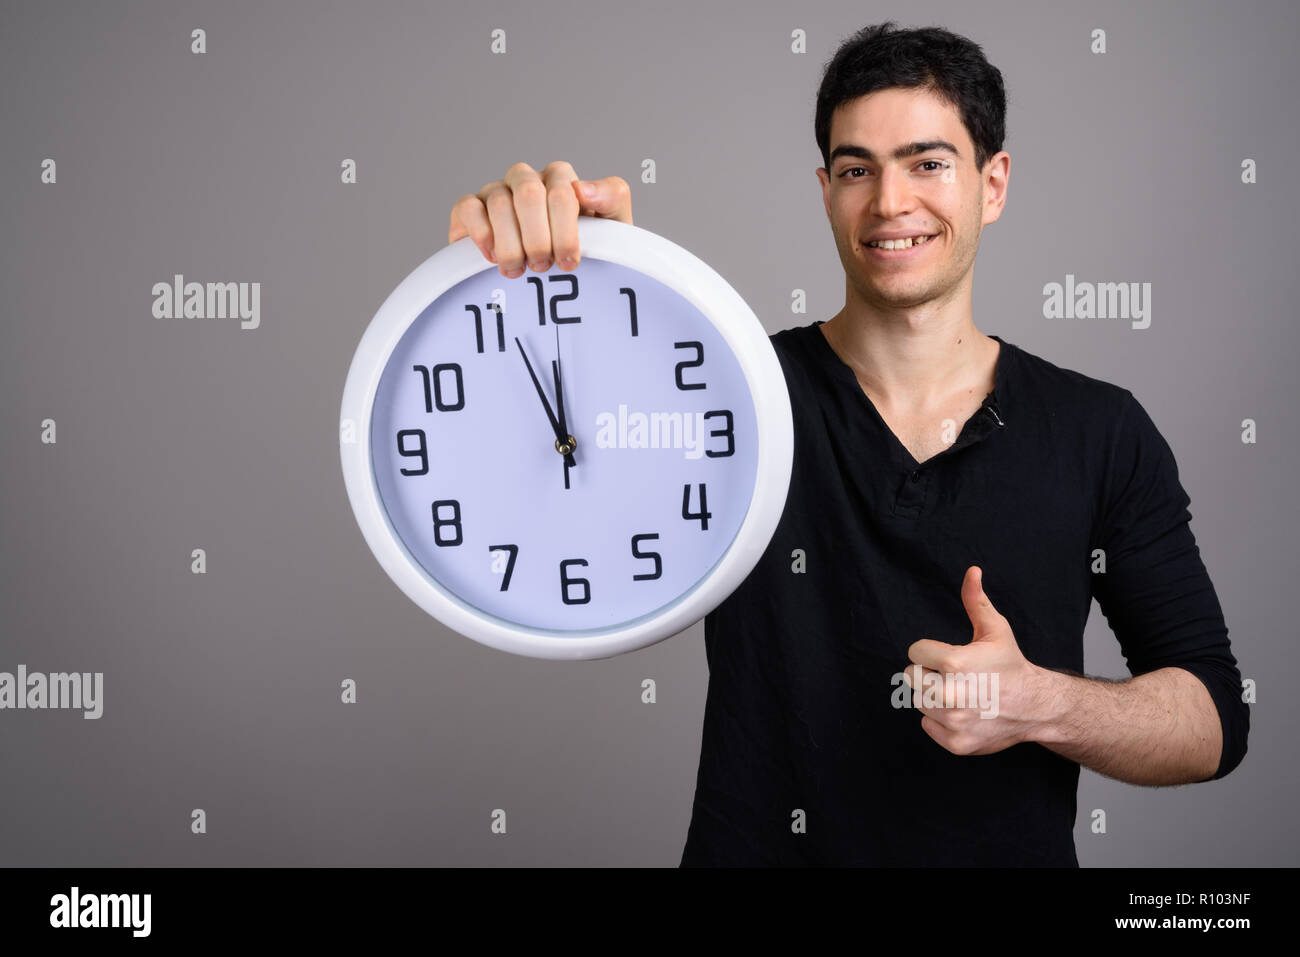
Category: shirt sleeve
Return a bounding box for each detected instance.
[1090,390,1249,781]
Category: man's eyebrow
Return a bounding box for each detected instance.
[829,140,962,165]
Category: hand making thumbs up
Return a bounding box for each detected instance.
[902,566,1056,756]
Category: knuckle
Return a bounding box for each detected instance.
[485,189,515,213]
[450,195,478,222]
[542,159,576,177]
[515,179,547,203]
[505,161,536,178]
[547,183,578,209]
[492,238,520,263]
[522,238,551,261]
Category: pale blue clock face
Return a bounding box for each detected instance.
[370,258,759,633]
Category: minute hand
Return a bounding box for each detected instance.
[514,336,576,468]
[552,346,571,456]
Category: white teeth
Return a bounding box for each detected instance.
[866,234,934,249]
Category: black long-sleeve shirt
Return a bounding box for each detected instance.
[680,319,1249,867]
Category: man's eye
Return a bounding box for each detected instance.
[839,162,949,178]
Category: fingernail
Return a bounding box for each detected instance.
[580,181,596,197]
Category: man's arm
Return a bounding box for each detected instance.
[909,391,1248,784]
[1026,664,1222,786]
[1083,389,1249,783]
[906,568,1231,786]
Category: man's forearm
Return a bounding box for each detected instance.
[1024,665,1222,786]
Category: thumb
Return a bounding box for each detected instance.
[573,177,634,225]
[961,566,1004,640]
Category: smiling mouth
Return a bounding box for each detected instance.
[863,233,938,251]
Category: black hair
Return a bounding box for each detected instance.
[814,22,1007,173]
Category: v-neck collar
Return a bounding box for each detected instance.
[806,319,1010,470]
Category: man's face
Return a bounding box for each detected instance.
[817,86,1007,311]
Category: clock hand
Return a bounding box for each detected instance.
[552,331,577,462]
[552,321,571,447]
[553,353,576,491]
[552,321,580,492]
[514,336,576,469]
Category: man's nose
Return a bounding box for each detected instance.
[870,165,914,220]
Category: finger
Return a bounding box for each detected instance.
[961,566,1005,639]
[907,638,959,672]
[480,178,527,277]
[905,664,966,712]
[920,713,961,749]
[899,662,937,689]
[540,162,584,271]
[901,663,934,711]
[448,193,495,263]
[502,162,553,273]
[899,660,941,686]
[920,705,960,733]
[577,174,634,225]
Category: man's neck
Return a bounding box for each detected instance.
[820,302,996,412]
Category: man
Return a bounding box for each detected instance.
[447,22,1249,866]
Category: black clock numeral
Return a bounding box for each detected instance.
[528,274,581,325]
[682,483,711,530]
[559,558,591,604]
[466,303,506,353]
[703,409,734,457]
[620,286,638,336]
[674,341,705,390]
[489,543,518,591]
[431,499,463,546]
[631,533,662,581]
[396,429,428,475]
[413,363,465,412]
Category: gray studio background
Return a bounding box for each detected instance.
[1,0,1296,867]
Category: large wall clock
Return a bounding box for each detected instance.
[340,216,793,659]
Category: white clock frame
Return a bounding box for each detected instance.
[339,216,793,660]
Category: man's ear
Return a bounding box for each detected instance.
[980,151,1010,228]
[816,167,832,220]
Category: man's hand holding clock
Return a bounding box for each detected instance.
[448,160,634,276]
[339,159,790,657]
